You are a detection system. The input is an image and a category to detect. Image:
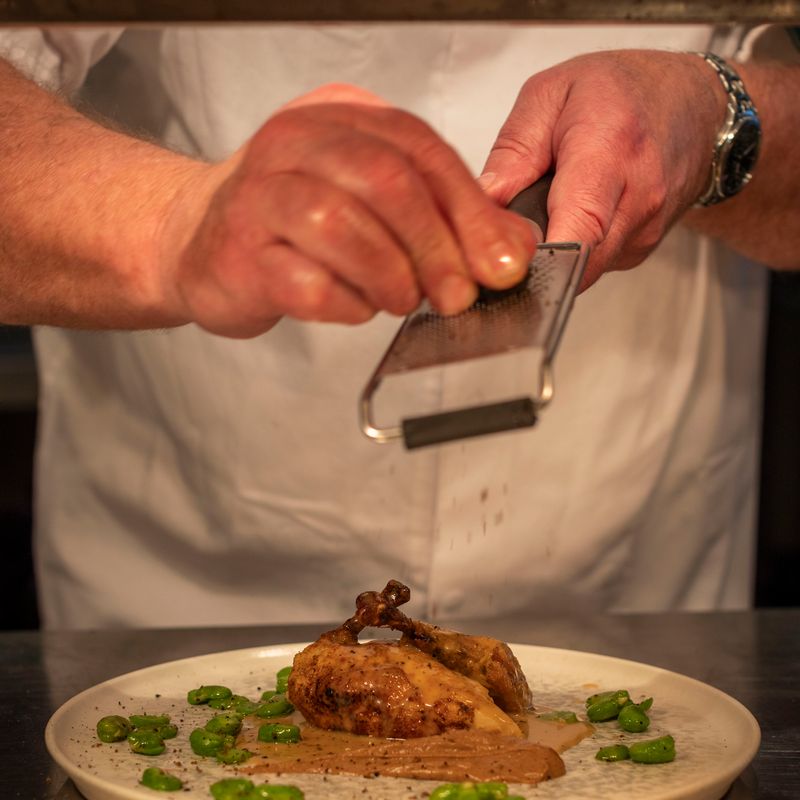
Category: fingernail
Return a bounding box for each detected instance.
[437,274,478,315]
[476,172,497,192]
[481,239,529,285]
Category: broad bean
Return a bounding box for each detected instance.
[275,666,292,694]
[586,698,623,722]
[209,694,259,715]
[209,779,304,800]
[209,778,254,800]
[152,724,178,739]
[618,702,650,733]
[255,693,294,718]
[429,781,521,800]
[585,689,632,722]
[127,730,166,756]
[629,734,676,764]
[257,723,301,743]
[96,715,132,743]
[585,689,630,707]
[595,744,631,761]
[205,712,243,736]
[189,727,234,757]
[216,747,254,765]
[250,786,305,800]
[140,767,183,791]
[188,685,233,705]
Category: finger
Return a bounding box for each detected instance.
[442,176,538,292]
[381,115,536,292]
[183,239,376,337]
[544,136,627,250]
[261,118,481,314]
[258,243,377,325]
[281,82,392,111]
[579,200,672,292]
[576,231,624,292]
[251,171,421,316]
[580,122,682,291]
[269,105,535,297]
[575,185,663,291]
[477,175,545,244]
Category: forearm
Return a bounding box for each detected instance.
[0,57,213,328]
[683,62,800,269]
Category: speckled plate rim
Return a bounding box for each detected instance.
[45,643,305,800]
[45,642,761,800]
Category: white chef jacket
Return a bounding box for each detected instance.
[1,23,768,629]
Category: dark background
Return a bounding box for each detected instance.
[0,324,38,629]
[2,274,799,629]
[756,272,800,606]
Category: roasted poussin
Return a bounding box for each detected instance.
[287,580,532,738]
[350,580,532,714]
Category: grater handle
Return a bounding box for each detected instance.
[507,172,554,235]
[401,398,537,449]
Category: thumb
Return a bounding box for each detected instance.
[479,78,559,205]
[479,147,549,207]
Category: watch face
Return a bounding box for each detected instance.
[721,115,761,197]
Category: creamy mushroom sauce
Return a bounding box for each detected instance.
[237,712,592,785]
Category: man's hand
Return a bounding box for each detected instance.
[161,84,535,338]
[481,50,729,289]
[0,69,533,335]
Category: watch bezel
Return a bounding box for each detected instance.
[717,111,761,200]
[694,53,761,208]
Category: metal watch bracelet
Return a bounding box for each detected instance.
[694,52,761,207]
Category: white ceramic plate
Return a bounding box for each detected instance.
[45,643,759,800]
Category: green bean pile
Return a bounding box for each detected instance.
[95,712,178,757]
[585,688,676,764]
[94,665,300,793]
[596,735,677,764]
[186,666,295,766]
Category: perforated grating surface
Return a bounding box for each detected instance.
[376,245,582,376]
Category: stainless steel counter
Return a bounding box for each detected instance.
[5,609,799,799]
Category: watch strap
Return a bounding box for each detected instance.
[695,52,760,207]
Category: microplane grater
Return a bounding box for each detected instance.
[359,178,589,449]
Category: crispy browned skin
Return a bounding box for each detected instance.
[287,580,533,738]
[344,580,532,713]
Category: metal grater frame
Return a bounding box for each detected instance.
[360,240,588,449]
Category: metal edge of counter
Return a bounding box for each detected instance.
[0,0,799,25]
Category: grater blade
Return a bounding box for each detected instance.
[360,240,588,449]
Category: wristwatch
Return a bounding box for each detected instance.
[695,52,761,207]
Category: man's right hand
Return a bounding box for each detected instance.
[160,84,535,338]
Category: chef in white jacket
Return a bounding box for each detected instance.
[0,23,797,629]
